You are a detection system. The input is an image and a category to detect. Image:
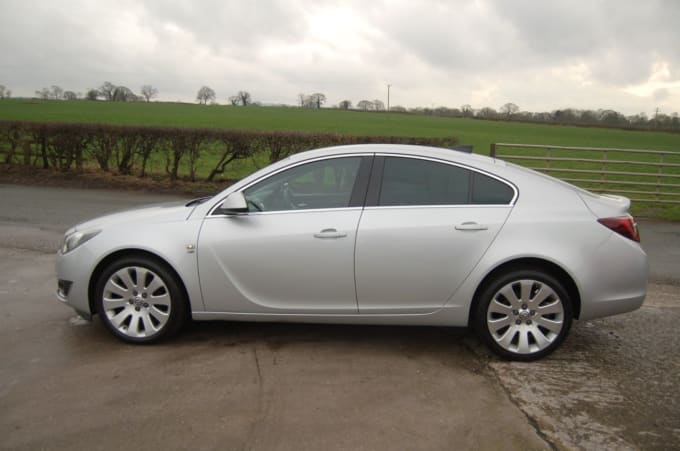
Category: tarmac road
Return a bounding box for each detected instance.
[0,184,679,450]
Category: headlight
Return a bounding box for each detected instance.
[61,229,100,254]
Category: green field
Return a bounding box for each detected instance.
[1,99,679,220]
[2,99,679,154]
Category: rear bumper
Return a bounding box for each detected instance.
[580,293,646,321]
[578,233,648,321]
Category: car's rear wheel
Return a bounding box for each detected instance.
[474,269,573,361]
[95,256,186,343]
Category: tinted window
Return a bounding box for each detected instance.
[471,173,514,204]
[244,157,361,212]
[379,157,471,206]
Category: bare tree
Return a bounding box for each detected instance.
[372,99,385,111]
[461,104,474,117]
[0,85,10,99]
[553,108,577,123]
[35,88,50,99]
[86,89,100,101]
[298,93,318,108]
[99,81,116,101]
[671,112,680,128]
[310,93,326,109]
[50,85,63,100]
[500,102,519,117]
[598,109,626,125]
[140,85,158,102]
[196,86,216,105]
[339,100,352,110]
[63,91,78,100]
[476,107,498,118]
[112,86,137,102]
[357,100,373,111]
[237,90,252,106]
[228,95,239,106]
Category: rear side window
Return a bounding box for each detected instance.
[379,157,470,205]
[378,156,514,206]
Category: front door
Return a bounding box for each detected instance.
[198,155,371,314]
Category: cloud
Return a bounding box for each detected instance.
[0,0,678,115]
[653,88,670,101]
[139,0,308,56]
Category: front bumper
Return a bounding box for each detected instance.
[54,246,98,320]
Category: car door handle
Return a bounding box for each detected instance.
[314,228,347,239]
[455,222,489,231]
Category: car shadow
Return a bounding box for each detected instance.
[181,319,470,352]
[63,314,473,354]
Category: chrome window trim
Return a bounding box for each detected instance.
[207,150,518,216]
[362,204,513,211]
[375,152,519,206]
[208,206,364,218]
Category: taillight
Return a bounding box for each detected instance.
[598,216,640,242]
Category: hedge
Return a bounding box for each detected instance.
[0,121,458,181]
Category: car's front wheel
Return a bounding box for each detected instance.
[474,269,573,361]
[95,256,186,343]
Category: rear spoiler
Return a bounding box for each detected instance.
[578,192,631,218]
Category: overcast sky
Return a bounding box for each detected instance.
[1,0,678,115]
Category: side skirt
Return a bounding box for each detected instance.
[191,306,467,327]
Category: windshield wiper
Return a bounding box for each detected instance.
[185,196,212,207]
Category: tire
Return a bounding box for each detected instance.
[95,256,187,344]
[473,268,573,361]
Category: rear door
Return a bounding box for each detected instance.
[355,155,516,313]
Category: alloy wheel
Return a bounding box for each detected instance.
[101,266,172,338]
[486,279,565,355]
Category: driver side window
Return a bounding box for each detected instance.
[243,157,362,212]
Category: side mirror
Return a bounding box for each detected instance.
[219,192,248,215]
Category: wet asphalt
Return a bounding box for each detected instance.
[0,184,679,450]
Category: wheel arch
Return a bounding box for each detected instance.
[468,257,582,325]
[88,248,191,318]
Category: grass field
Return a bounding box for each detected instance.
[2,99,679,154]
[1,99,679,220]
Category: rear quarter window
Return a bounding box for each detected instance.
[471,172,515,204]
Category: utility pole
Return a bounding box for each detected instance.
[387,84,391,112]
[654,107,659,128]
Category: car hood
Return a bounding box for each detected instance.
[68,200,193,233]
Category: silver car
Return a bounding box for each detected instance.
[55,144,648,360]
